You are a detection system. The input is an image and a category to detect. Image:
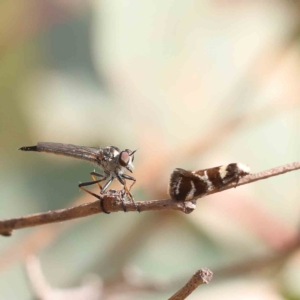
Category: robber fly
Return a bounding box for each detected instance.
[19,142,138,213]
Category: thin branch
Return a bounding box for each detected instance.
[0,161,299,236]
[168,268,213,300]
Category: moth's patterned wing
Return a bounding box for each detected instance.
[169,168,208,201]
[169,163,250,201]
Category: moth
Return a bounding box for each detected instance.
[169,163,250,201]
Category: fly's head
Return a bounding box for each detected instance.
[118,149,137,173]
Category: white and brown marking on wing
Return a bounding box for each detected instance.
[192,170,214,192]
[168,163,250,201]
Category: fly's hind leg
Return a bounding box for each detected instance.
[78,177,110,214]
[90,171,105,191]
[89,172,113,213]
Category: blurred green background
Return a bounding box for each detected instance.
[0,0,300,299]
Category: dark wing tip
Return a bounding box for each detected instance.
[19,146,38,151]
[168,168,186,200]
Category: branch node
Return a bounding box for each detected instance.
[168,268,213,300]
[183,201,196,214]
[196,268,213,284]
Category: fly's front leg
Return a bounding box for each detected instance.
[115,175,128,212]
[119,174,139,212]
[122,174,136,193]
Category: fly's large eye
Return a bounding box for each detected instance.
[119,151,130,166]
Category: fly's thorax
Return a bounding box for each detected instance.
[97,146,136,176]
[103,157,121,173]
[97,146,121,173]
[101,146,120,160]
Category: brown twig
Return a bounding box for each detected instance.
[168,268,213,300]
[0,161,299,236]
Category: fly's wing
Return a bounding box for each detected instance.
[20,142,102,164]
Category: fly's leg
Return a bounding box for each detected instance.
[122,174,136,193]
[90,171,105,192]
[119,174,139,212]
[101,177,114,193]
[78,177,110,214]
[89,171,114,213]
